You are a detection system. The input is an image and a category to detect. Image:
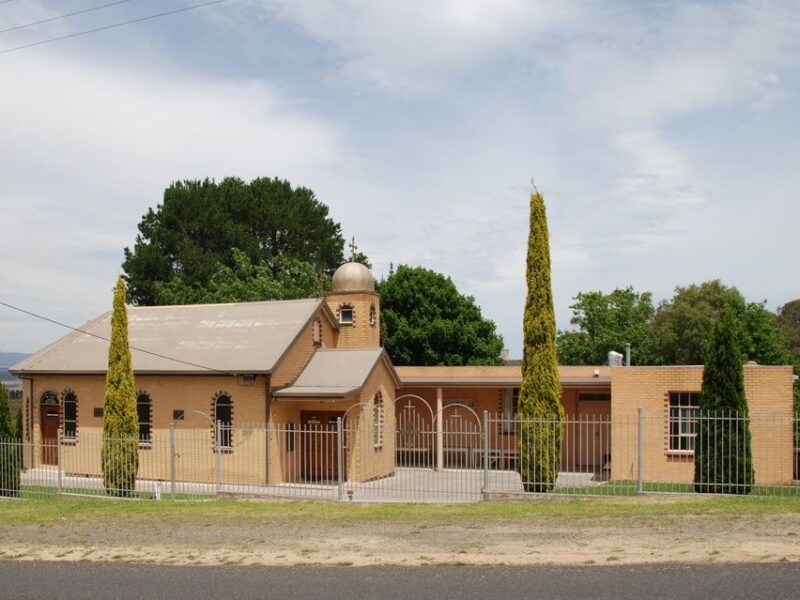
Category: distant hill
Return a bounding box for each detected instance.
[1,351,29,382]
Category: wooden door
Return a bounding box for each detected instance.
[40,404,60,466]
[301,411,343,481]
[575,400,610,468]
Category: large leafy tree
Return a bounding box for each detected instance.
[154,249,323,305]
[556,287,656,365]
[777,299,800,414]
[102,277,139,497]
[377,266,504,366]
[651,280,790,366]
[694,307,754,494]
[517,190,563,493]
[123,177,346,305]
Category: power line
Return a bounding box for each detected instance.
[0,0,232,55]
[1,0,139,35]
[0,299,237,376]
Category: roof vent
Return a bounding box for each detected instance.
[608,351,624,367]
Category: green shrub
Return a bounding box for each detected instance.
[694,306,754,494]
[0,382,20,496]
[101,277,139,497]
[517,190,564,492]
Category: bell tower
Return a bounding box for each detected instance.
[326,256,380,349]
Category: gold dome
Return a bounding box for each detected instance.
[331,262,375,293]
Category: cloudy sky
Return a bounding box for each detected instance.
[1,0,799,358]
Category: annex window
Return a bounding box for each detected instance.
[62,391,77,440]
[137,393,152,444]
[373,391,384,448]
[501,388,519,433]
[214,393,233,449]
[668,392,700,452]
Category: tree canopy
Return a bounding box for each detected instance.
[376,265,504,366]
[556,288,656,366]
[153,249,323,305]
[652,281,789,366]
[558,279,791,367]
[123,177,347,305]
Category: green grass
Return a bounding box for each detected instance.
[15,485,212,501]
[554,480,800,497]
[2,493,800,527]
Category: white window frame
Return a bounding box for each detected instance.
[668,391,700,454]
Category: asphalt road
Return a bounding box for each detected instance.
[1,561,798,600]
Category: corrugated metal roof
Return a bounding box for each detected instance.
[274,348,396,398]
[11,299,326,375]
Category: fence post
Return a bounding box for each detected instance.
[337,417,344,502]
[169,422,176,500]
[56,427,63,494]
[215,420,222,494]
[483,411,489,494]
[637,408,644,493]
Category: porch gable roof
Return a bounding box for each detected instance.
[273,348,399,398]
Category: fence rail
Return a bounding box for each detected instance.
[1,411,798,502]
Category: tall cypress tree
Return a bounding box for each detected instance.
[101,277,139,497]
[0,381,21,496]
[517,190,564,492]
[694,306,754,494]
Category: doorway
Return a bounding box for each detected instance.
[40,397,60,466]
[300,411,344,481]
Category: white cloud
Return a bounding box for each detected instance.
[3,0,800,359]
[0,51,345,351]
[216,0,582,94]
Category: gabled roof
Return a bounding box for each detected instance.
[12,298,335,375]
[273,348,399,398]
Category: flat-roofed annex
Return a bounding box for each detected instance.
[11,298,337,375]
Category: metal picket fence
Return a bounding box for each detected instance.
[1,411,798,502]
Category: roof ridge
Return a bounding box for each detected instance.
[128,297,322,311]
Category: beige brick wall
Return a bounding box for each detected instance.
[24,373,270,484]
[610,365,795,485]
[325,291,381,349]
[270,308,339,388]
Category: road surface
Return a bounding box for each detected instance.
[1,561,798,599]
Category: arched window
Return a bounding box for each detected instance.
[338,303,354,325]
[373,391,383,449]
[369,305,377,327]
[62,391,78,440]
[136,392,152,444]
[213,393,233,449]
[312,318,323,346]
